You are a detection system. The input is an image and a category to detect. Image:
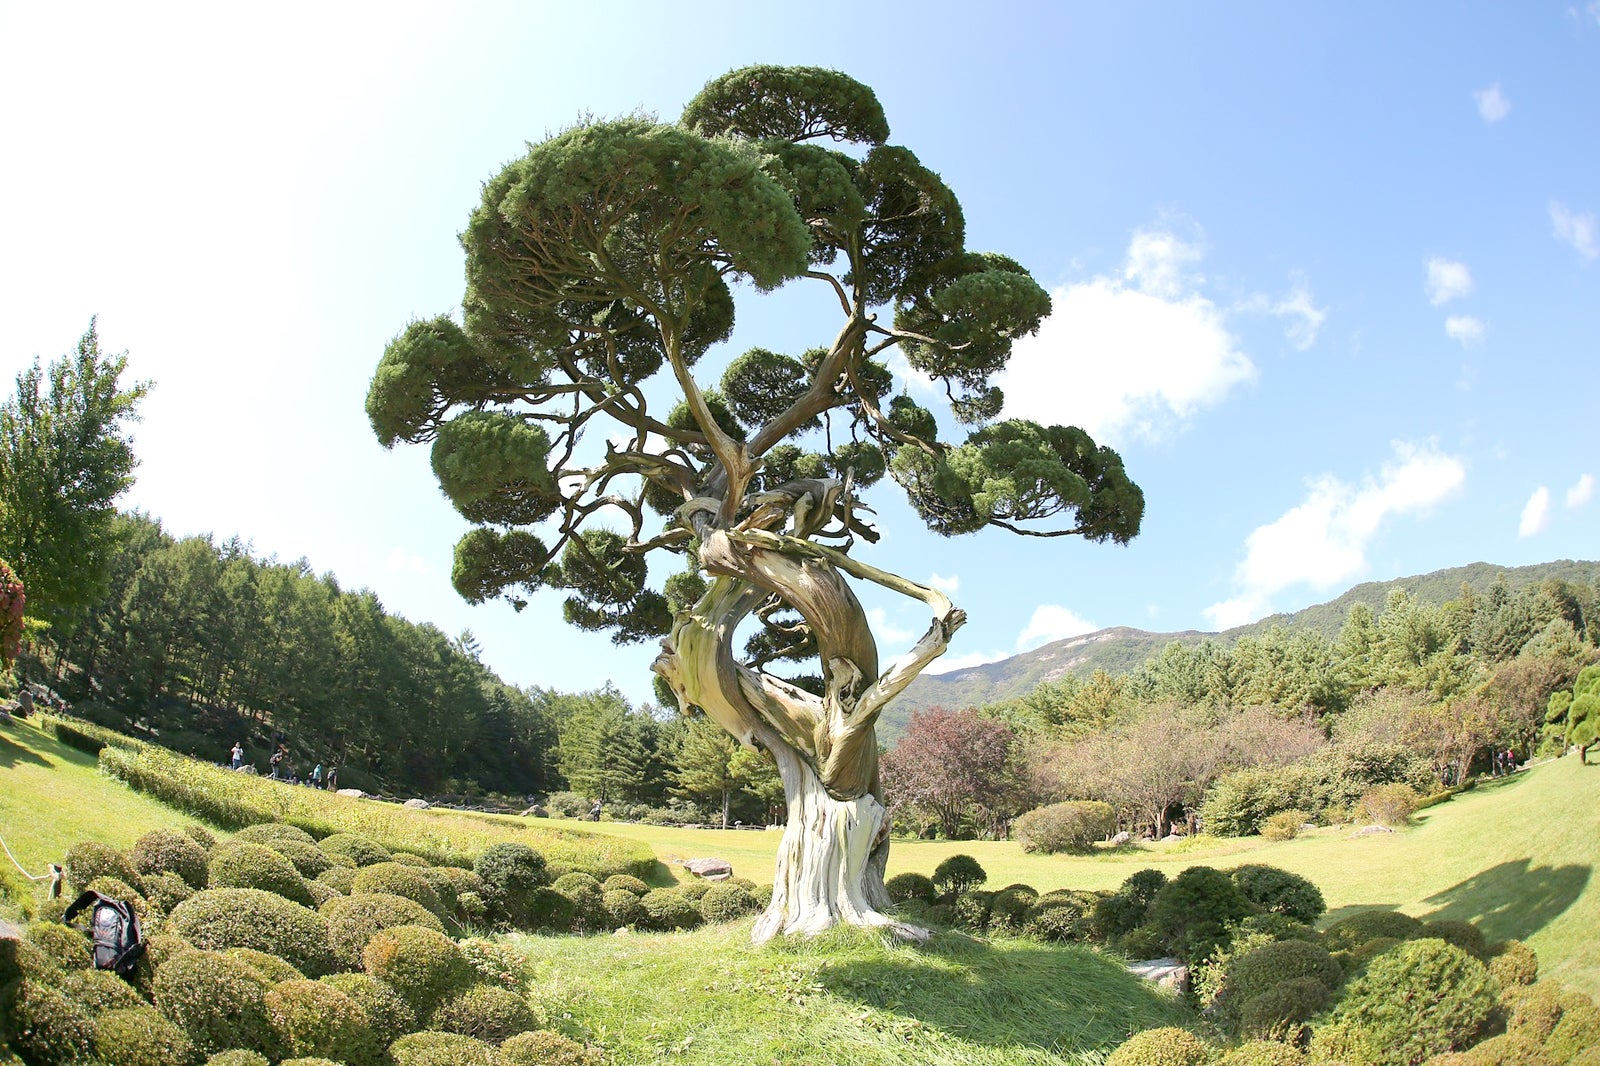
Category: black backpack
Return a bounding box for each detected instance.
[62,889,144,978]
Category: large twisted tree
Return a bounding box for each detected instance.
[368,66,1143,941]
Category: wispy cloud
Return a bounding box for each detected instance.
[1205,442,1467,629]
[386,547,430,575]
[1239,280,1327,351]
[1567,473,1595,509]
[1017,605,1097,651]
[1473,83,1511,123]
[1426,257,1474,305]
[1519,487,1552,538]
[1550,201,1599,261]
[1445,315,1485,345]
[928,572,961,594]
[867,607,917,645]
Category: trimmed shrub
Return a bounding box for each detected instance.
[1149,866,1252,962]
[131,932,195,997]
[639,888,699,931]
[4,977,96,1065]
[388,1030,496,1066]
[932,854,986,898]
[434,866,486,899]
[208,841,315,907]
[390,852,432,867]
[988,885,1039,934]
[600,874,649,896]
[953,890,995,931]
[1230,865,1325,925]
[1456,1033,1556,1066]
[1354,783,1421,827]
[458,938,531,991]
[1219,1041,1304,1066]
[320,972,417,1045]
[264,977,384,1066]
[85,874,151,922]
[63,840,145,895]
[322,891,445,971]
[1024,892,1095,943]
[1486,939,1538,987]
[1422,919,1487,961]
[603,888,644,927]
[473,843,550,927]
[235,823,317,847]
[701,883,759,923]
[131,829,211,889]
[552,872,601,895]
[1548,999,1600,1064]
[431,983,537,1043]
[145,870,198,914]
[1321,909,1427,954]
[59,966,146,1012]
[182,824,217,851]
[1015,801,1117,854]
[305,878,341,908]
[497,1029,604,1066]
[1105,1026,1213,1066]
[225,948,305,984]
[263,840,334,880]
[1259,810,1309,842]
[885,872,937,904]
[1502,980,1564,1043]
[362,926,476,1018]
[151,949,277,1058]
[552,873,608,932]
[1214,938,1341,1029]
[167,888,333,976]
[317,866,358,895]
[205,1054,269,1066]
[752,883,773,911]
[92,1005,198,1066]
[26,920,91,971]
[351,863,446,920]
[677,879,712,901]
[525,886,577,932]
[1312,938,1496,1066]
[1237,975,1330,1042]
[318,833,393,868]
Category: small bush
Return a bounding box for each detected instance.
[27,920,91,971]
[317,866,358,895]
[204,1053,269,1066]
[1237,975,1331,1042]
[885,872,937,904]
[264,977,383,1066]
[167,888,332,976]
[700,883,759,923]
[1354,782,1421,827]
[218,947,303,985]
[1312,938,1496,1065]
[497,1029,604,1065]
[362,925,476,1017]
[430,983,537,1044]
[63,840,145,895]
[473,843,550,927]
[639,888,699,931]
[351,863,446,921]
[1105,1025,1213,1066]
[1023,892,1095,943]
[207,841,315,907]
[551,874,608,932]
[4,977,96,1065]
[600,874,648,896]
[145,870,198,915]
[1217,1039,1304,1066]
[1487,939,1538,987]
[953,890,995,932]
[182,824,217,851]
[388,1030,496,1066]
[1116,924,1169,961]
[262,840,334,880]
[552,872,601,895]
[235,823,318,846]
[151,949,277,1058]
[318,833,393,868]
[987,885,1039,934]
[458,937,532,991]
[131,829,211,889]
[1321,909,1427,954]
[1214,938,1341,1029]
[390,852,432,867]
[752,883,774,910]
[1015,801,1117,854]
[59,966,146,1012]
[1548,999,1600,1064]
[677,879,712,901]
[1422,919,1488,961]
[1456,1032,1557,1066]
[1230,864,1326,925]
[321,892,445,971]
[93,1005,198,1066]
[1149,865,1252,962]
[1501,980,1564,1043]
[932,854,986,898]
[319,972,417,1045]
[603,888,644,927]
[1259,809,1309,842]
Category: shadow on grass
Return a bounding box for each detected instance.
[812,934,1192,1057]
[0,726,51,769]
[1419,858,1590,942]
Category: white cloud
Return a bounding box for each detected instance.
[1566,473,1594,509]
[1445,315,1485,345]
[1426,258,1474,305]
[1204,442,1467,629]
[1000,229,1254,443]
[1550,201,1599,261]
[1519,487,1552,538]
[1017,605,1097,651]
[1474,83,1511,123]
[923,648,1011,675]
[1240,281,1327,350]
[867,607,916,645]
[928,572,961,594]
[386,547,430,575]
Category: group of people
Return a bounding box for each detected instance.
[1491,747,1519,777]
[231,740,338,791]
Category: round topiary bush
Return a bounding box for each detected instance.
[321,892,445,971]
[1258,809,1310,842]
[603,888,644,928]
[1015,800,1117,854]
[390,852,432,867]
[497,1029,604,1066]
[1105,1026,1213,1066]
[677,879,712,901]
[1320,909,1427,954]
[1487,939,1538,988]
[351,863,446,921]
[319,972,417,1045]
[59,966,147,1013]
[639,888,699,931]
[181,824,217,851]
[151,949,278,1058]
[205,1052,269,1066]
[1149,866,1252,963]
[1456,1033,1557,1066]
[264,977,384,1066]
[145,870,198,915]
[473,842,549,928]
[304,879,341,908]
[1236,975,1330,1042]
[752,883,774,911]
[551,874,608,932]
[131,828,211,890]
[224,948,305,984]
[1216,1039,1304,1066]
[434,866,487,899]
[234,823,317,848]
[987,885,1040,934]
[600,874,649,896]
[167,888,333,976]
[26,920,90,971]
[388,1030,496,1066]
[700,883,759,923]
[1215,938,1342,1030]
[1229,864,1326,925]
[1023,892,1097,943]
[92,1005,197,1066]
[1422,919,1488,960]
[953,889,995,932]
[1311,938,1496,1066]
[1548,999,1600,1064]
[262,840,334,880]
[318,833,393,868]
[4,977,96,1065]
[130,932,196,997]
[430,983,538,1044]
[63,840,145,896]
[885,872,937,904]
[207,841,315,907]
[552,872,601,895]
[362,926,476,1018]
[1354,782,1421,827]
[1501,980,1564,1043]
[932,854,986,898]
[317,866,358,895]
[525,886,577,932]
[458,938,531,991]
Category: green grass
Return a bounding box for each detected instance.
[513,921,1191,1066]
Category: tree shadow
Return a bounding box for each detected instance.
[0,726,51,769]
[810,935,1192,1056]
[1418,858,1590,943]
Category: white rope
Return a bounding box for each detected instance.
[0,830,63,897]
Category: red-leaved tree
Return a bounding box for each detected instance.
[880,708,1020,839]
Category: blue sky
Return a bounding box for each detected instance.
[2,3,1596,707]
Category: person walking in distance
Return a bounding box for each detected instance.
[230,741,244,770]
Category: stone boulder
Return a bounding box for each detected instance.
[682,858,733,881]
[336,788,365,798]
[403,798,431,809]
[1127,956,1188,994]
